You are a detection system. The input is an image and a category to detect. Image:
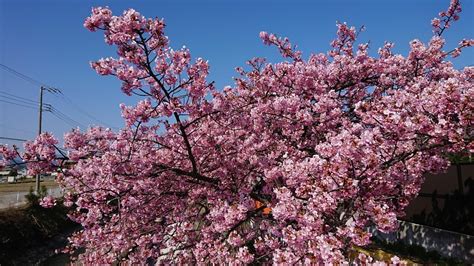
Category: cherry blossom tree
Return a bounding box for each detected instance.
[1,0,473,264]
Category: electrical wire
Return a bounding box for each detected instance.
[0,93,51,111]
[0,63,118,129]
[0,99,44,111]
[0,90,83,128]
[0,136,27,142]
[0,63,46,87]
[49,111,78,128]
[53,93,118,129]
[0,90,39,104]
[0,95,39,106]
[49,106,86,128]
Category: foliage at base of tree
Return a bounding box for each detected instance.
[0,194,77,265]
[409,177,474,235]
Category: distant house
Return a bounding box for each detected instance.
[0,167,17,177]
[16,168,33,179]
[17,168,27,176]
[0,167,18,183]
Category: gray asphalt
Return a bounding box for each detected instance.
[0,187,62,209]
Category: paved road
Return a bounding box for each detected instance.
[0,187,62,210]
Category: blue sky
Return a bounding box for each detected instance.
[0,0,472,146]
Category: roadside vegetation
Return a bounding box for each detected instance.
[0,188,77,265]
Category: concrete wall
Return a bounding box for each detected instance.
[370,220,474,263]
[372,164,474,263]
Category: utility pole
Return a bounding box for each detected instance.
[35,86,61,194]
[36,86,44,194]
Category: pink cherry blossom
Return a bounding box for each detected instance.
[39,195,57,208]
[22,132,58,175]
[2,2,472,264]
[0,145,18,166]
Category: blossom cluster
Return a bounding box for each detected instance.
[0,145,17,167]
[2,1,472,264]
[1,133,58,175]
[39,195,57,208]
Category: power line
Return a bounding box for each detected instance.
[0,95,39,106]
[0,90,39,104]
[0,65,62,193]
[0,90,83,128]
[0,99,47,111]
[49,111,77,128]
[54,93,118,129]
[50,111,83,128]
[50,106,82,126]
[0,94,51,111]
[0,136,27,142]
[0,63,46,87]
[49,110,76,127]
[0,63,118,129]
[49,106,86,128]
